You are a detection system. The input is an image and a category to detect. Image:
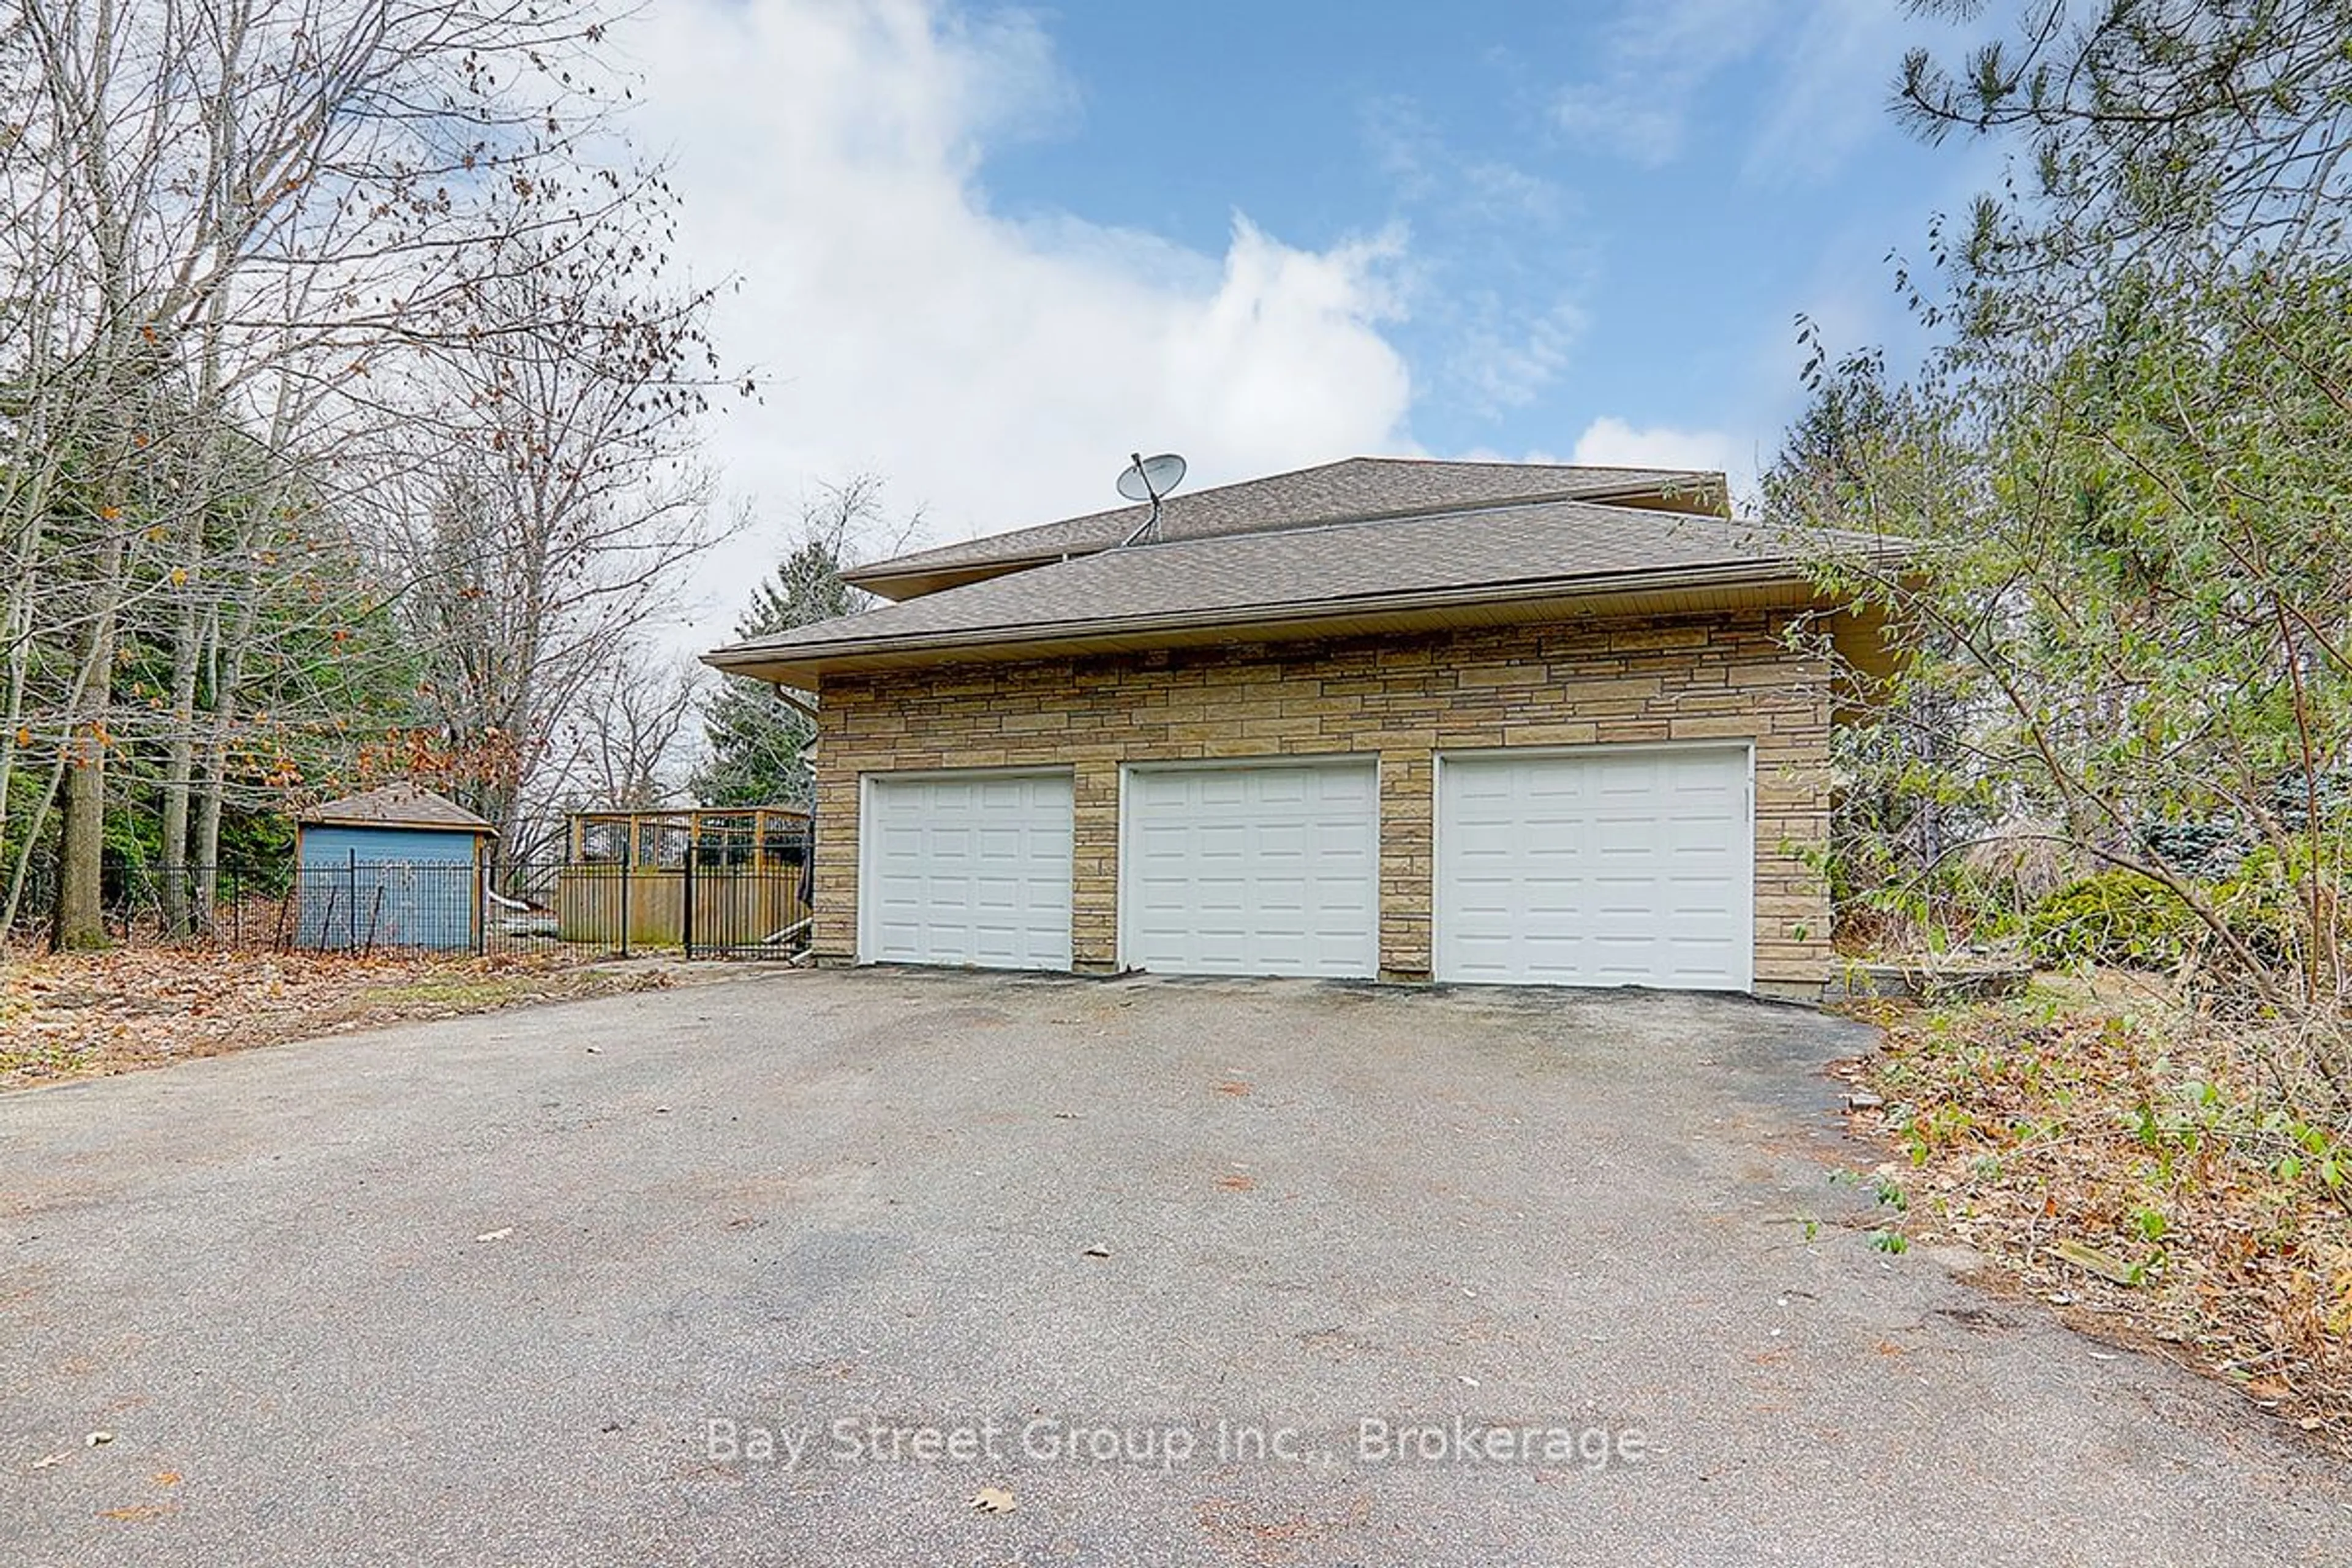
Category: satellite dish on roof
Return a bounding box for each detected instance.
[1117,451,1186,546]
[1118,451,1186,503]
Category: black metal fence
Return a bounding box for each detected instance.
[39,856,813,960]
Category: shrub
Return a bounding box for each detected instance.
[2027,870,2201,968]
[2028,850,2349,984]
[2198,844,2342,989]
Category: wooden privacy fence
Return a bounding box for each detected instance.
[552,804,814,957]
[548,859,811,954]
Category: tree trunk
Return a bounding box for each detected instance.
[2,753,70,937]
[53,540,119,951]
[168,151,243,932]
[0,507,45,891]
[193,624,248,893]
[159,585,201,933]
[52,369,131,951]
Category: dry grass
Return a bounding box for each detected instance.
[1837,976,2352,1457]
[0,944,674,1088]
[1958,822,2089,907]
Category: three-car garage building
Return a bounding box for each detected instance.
[706,459,1896,1000]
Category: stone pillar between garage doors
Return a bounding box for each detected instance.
[1071,756,1121,973]
[1378,748,1434,981]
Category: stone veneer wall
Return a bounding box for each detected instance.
[810,609,1833,992]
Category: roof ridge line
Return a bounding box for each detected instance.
[853,455,1369,570]
[1355,454,1718,477]
[1106,491,1741,555]
[853,475,1725,579]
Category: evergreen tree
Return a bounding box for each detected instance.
[1787,1,2352,1049]
[694,482,894,807]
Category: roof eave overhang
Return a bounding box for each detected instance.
[704,559,1890,688]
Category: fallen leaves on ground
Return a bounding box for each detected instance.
[1837,981,2352,1456]
[0,944,673,1089]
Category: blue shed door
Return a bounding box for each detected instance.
[297,826,480,952]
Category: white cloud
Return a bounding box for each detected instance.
[1360,94,1589,418]
[1742,0,1986,186]
[1570,416,1760,508]
[1444,296,1586,417]
[628,1,1417,643]
[1365,96,1575,229]
[1553,0,1982,184]
[1551,0,1775,168]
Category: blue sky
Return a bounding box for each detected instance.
[636,0,2001,633]
[982,0,1988,472]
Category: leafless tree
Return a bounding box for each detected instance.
[544,651,704,823]
[370,232,728,859]
[0,0,722,941]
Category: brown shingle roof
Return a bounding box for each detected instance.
[845,456,1724,589]
[300,781,495,833]
[709,496,1902,677]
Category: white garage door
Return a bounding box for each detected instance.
[1436,745,1752,990]
[861,771,1074,970]
[1122,759,1379,979]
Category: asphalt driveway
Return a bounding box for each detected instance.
[3,969,2344,1565]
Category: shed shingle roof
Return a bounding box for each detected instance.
[301,781,495,832]
[709,496,1899,679]
[845,456,1724,590]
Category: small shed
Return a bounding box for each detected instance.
[294,782,496,952]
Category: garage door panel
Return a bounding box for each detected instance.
[862,771,1073,970]
[1255,880,1308,910]
[1197,822,1251,856]
[1437,746,1751,992]
[1123,759,1379,979]
[1256,823,1307,857]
